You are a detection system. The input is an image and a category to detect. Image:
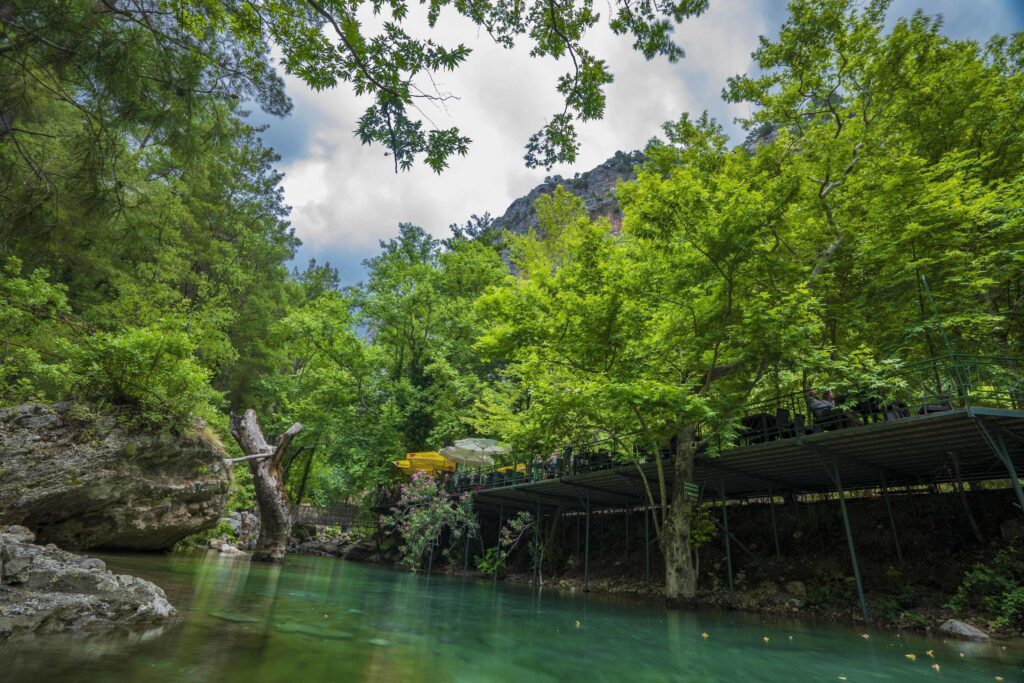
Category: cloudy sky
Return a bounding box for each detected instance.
[253,0,1024,284]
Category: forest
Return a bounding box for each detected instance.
[2,0,1023,608]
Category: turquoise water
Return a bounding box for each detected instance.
[4,553,1022,682]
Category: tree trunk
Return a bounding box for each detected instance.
[229,409,302,563]
[662,424,699,608]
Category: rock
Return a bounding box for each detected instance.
[218,544,245,556]
[5,526,35,544]
[0,403,231,550]
[490,151,642,238]
[78,557,106,571]
[785,581,807,598]
[0,527,176,640]
[939,619,990,641]
[1000,517,1023,541]
[342,539,378,562]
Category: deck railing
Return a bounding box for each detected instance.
[291,504,359,528]
[376,354,1024,500]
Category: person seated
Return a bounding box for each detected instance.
[805,389,860,430]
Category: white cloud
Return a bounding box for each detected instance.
[262,0,1022,283]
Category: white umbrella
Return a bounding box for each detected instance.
[439,438,506,467]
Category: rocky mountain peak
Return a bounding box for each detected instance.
[490,150,643,237]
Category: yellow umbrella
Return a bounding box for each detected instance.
[497,463,527,474]
[394,451,457,475]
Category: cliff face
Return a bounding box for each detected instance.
[491,150,643,237]
[0,403,231,551]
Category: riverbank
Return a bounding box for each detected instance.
[310,487,1022,640]
[10,552,1024,683]
[487,488,1024,639]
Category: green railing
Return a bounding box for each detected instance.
[416,354,1024,497]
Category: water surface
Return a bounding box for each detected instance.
[5,553,1022,682]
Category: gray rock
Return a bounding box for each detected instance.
[490,151,642,239]
[218,544,245,556]
[78,557,106,571]
[1000,517,1023,541]
[0,403,231,550]
[0,529,176,640]
[785,580,807,598]
[939,619,990,641]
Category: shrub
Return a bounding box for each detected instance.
[476,547,506,576]
[68,320,222,428]
[948,545,1024,635]
[380,471,478,569]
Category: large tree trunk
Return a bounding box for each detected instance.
[228,409,302,563]
[662,424,699,608]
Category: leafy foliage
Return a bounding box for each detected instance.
[379,471,478,569]
[948,546,1024,635]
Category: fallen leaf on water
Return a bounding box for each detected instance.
[931,664,940,672]
[837,676,847,681]
[959,652,964,658]
[861,633,870,639]
[701,632,709,639]
[574,620,581,629]
[905,654,917,662]
[994,676,1003,681]
[763,636,770,643]
[926,650,934,658]
[788,635,794,641]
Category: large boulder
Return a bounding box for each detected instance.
[0,525,176,640]
[939,619,990,641]
[0,403,230,550]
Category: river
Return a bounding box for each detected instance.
[4,553,1022,682]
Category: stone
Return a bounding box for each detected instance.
[1000,517,1023,541]
[0,528,176,640]
[218,544,246,556]
[342,539,378,562]
[939,619,990,641]
[491,151,642,239]
[4,526,35,544]
[0,403,231,550]
[785,581,807,598]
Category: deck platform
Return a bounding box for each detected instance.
[468,408,1024,513]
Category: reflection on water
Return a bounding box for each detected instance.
[4,553,1023,682]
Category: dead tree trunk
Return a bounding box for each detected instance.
[228,409,302,563]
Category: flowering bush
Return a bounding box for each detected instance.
[380,471,478,569]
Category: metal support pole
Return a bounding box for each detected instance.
[879,473,903,564]
[768,486,781,559]
[720,481,734,604]
[644,505,651,591]
[625,508,630,558]
[977,419,1024,514]
[584,492,591,592]
[495,505,503,584]
[463,523,471,575]
[834,461,869,624]
[534,498,542,586]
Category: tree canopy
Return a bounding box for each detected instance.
[2,0,1023,588]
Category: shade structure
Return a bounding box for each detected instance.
[392,451,456,476]
[439,438,505,467]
